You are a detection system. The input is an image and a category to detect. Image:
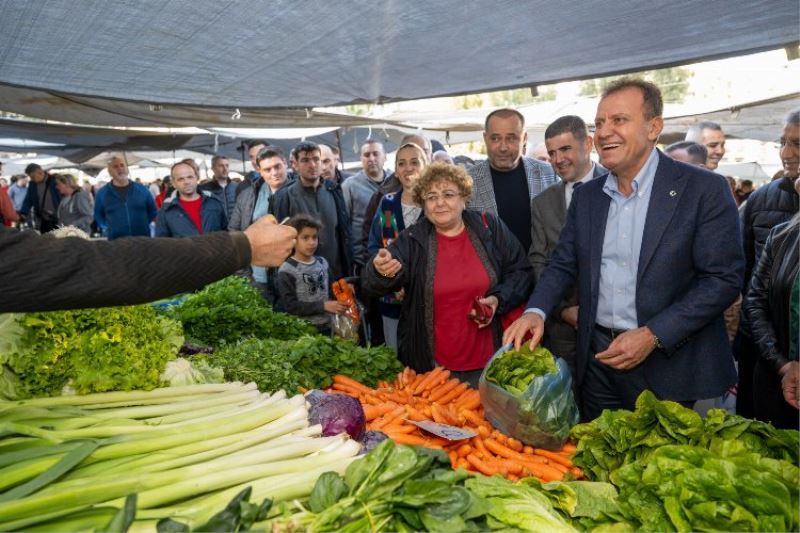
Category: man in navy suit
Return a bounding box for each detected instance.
[504,79,744,421]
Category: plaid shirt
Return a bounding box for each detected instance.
[467,156,558,216]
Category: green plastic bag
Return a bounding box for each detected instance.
[479,344,580,450]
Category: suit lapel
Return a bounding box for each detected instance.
[555,182,567,224]
[637,152,686,285]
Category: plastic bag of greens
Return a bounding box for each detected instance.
[479,344,579,449]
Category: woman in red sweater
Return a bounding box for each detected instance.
[363,163,532,386]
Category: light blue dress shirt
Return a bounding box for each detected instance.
[251,184,272,283]
[527,148,659,330]
[595,148,659,329]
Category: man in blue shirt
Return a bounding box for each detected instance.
[94,156,158,239]
[504,79,744,421]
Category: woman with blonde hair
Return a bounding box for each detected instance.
[363,162,532,385]
[366,142,428,350]
[54,173,93,234]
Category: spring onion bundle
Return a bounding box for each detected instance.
[0,382,361,531]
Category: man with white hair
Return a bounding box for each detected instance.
[94,155,157,239]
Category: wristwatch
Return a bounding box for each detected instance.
[652,333,665,350]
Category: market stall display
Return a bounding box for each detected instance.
[1,275,797,533]
[0,383,361,531]
[329,368,582,483]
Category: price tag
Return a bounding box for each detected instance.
[406,420,477,441]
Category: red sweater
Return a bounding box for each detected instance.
[179,197,203,233]
[433,229,494,371]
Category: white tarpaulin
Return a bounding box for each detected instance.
[0,0,797,127]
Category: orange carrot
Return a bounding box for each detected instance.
[372,406,406,430]
[523,445,535,455]
[430,403,448,424]
[333,375,371,394]
[428,378,461,402]
[522,462,564,482]
[561,442,577,454]
[456,443,473,457]
[570,466,584,478]
[472,437,491,459]
[414,367,443,394]
[331,383,363,396]
[484,438,524,461]
[506,438,524,452]
[404,405,427,422]
[457,390,482,410]
[437,383,469,405]
[383,423,416,434]
[466,454,499,476]
[386,433,430,446]
[448,451,458,466]
[461,409,487,427]
[533,448,574,468]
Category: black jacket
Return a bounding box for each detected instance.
[741,176,799,287]
[362,210,533,371]
[361,173,401,254]
[744,220,799,373]
[271,178,354,279]
[0,227,251,313]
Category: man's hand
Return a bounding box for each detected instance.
[595,326,656,370]
[468,296,499,329]
[244,215,297,267]
[373,248,403,278]
[324,300,349,314]
[779,361,800,409]
[502,312,544,351]
[560,306,579,328]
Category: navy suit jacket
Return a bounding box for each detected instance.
[528,151,743,401]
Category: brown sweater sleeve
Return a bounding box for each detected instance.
[0,228,251,312]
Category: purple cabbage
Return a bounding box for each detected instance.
[307,393,365,440]
[359,431,389,454]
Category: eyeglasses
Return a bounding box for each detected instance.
[423,191,462,203]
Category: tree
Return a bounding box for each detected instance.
[579,67,692,102]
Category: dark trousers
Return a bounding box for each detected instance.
[753,359,799,429]
[734,329,757,418]
[581,326,693,422]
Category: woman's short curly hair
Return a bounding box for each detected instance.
[412,162,473,205]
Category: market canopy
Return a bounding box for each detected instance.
[0,0,797,128]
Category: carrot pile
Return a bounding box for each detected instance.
[330,368,582,482]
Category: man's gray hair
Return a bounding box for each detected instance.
[784,108,800,126]
[685,121,723,142]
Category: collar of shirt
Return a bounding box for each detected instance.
[603,148,659,200]
[565,163,598,207]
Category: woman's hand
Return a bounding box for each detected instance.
[779,361,800,409]
[468,296,498,328]
[373,248,403,278]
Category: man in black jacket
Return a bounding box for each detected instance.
[271,141,353,280]
[736,108,800,416]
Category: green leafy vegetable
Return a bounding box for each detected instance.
[208,335,402,393]
[485,344,557,394]
[570,390,799,482]
[163,276,315,346]
[159,358,224,387]
[266,440,578,532]
[0,307,183,399]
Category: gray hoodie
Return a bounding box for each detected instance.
[341,170,388,265]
